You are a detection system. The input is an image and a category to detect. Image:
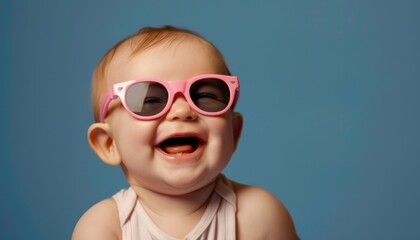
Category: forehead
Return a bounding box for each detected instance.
[106,39,221,85]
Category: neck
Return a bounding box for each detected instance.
[130,180,217,219]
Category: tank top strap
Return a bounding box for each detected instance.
[113,188,145,240]
[214,174,237,240]
[113,188,138,226]
[214,174,237,212]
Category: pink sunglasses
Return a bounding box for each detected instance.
[100,74,240,122]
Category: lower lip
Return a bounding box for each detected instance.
[156,143,205,163]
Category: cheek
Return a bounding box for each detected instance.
[207,118,235,156]
[110,115,159,160]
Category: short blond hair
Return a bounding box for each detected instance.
[91,25,231,122]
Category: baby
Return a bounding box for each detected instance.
[72,25,299,240]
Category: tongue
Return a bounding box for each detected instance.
[162,144,194,154]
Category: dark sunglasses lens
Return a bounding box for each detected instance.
[190,78,230,112]
[126,82,168,117]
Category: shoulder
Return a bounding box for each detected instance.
[232,182,299,240]
[72,198,121,240]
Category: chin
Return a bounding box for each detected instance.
[161,171,218,194]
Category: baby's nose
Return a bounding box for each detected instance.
[166,95,198,121]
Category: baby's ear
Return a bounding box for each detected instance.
[87,123,121,165]
[231,112,243,152]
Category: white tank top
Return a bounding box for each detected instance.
[112,175,237,240]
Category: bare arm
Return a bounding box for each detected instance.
[72,198,121,240]
[233,182,299,240]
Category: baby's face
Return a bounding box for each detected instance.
[104,39,240,195]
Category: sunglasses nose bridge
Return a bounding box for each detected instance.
[168,80,188,97]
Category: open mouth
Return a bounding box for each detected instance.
[159,136,204,155]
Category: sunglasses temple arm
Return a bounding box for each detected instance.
[232,88,240,110]
[99,88,117,122]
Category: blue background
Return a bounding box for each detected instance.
[1,1,419,239]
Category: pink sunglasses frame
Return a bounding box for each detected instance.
[100,74,240,122]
